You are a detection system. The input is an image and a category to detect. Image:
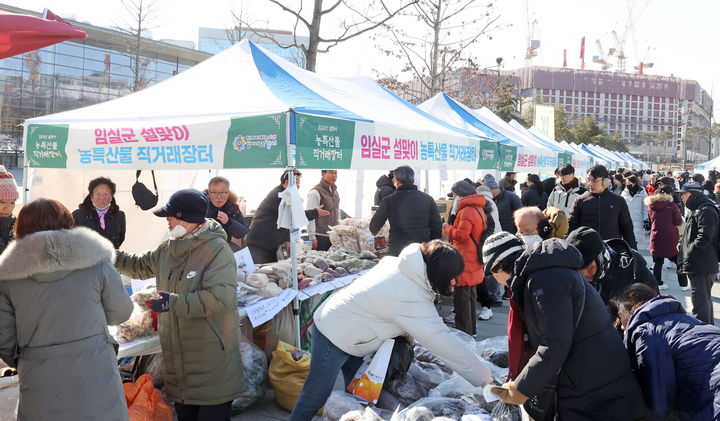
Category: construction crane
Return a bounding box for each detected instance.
[524,0,540,66]
[592,39,612,71]
[580,36,586,69]
[634,46,655,74]
[612,0,653,72]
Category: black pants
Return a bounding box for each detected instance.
[688,273,716,325]
[175,401,232,421]
[652,256,687,287]
[453,285,477,336]
[476,281,493,308]
[248,243,277,264]
[316,235,332,251]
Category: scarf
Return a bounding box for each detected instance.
[95,205,110,230]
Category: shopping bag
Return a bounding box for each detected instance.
[268,341,312,412]
[124,373,173,421]
[346,338,395,404]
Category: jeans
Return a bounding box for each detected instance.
[289,326,364,421]
[484,275,503,302]
[688,273,716,325]
[453,285,477,336]
[174,401,232,421]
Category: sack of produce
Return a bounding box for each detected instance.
[268,341,311,411]
[114,303,154,343]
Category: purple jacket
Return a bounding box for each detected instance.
[645,193,682,258]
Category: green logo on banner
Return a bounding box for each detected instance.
[478,140,498,170]
[27,124,69,168]
[498,144,517,171]
[295,114,355,169]
[224,113,287,168]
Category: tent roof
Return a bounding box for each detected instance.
[27,41,476,139]
[508,121,564,153]
[472,107,551,151]
[418,93,510,144]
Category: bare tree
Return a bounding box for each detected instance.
[226,4,250,45]
[375,0,501,103]
[243,0,418,72]
[115,0,160,92]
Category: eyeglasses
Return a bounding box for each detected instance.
[208,191,229,196]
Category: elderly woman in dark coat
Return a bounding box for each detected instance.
[613,283,720,420]
[72,177,126,249]
[0,199,132,421]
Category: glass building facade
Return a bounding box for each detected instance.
[198,27,307,68]
[0,5,210,149]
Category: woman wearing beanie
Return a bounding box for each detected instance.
[520,174,548,210]
[289,241,492,421]
[0,166,19,255]
[482,232,646,419]
[72,177,126,249]
[444,180,492,334]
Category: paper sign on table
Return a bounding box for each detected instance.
[234,247,255,275]
[245,288,298,327]
[130,278,156,294]
[347,338,394,404]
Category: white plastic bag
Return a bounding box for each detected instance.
[0,375,18,421]
[231,340,267,413]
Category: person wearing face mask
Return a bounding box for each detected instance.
[0,166,19,255]
[481,233,646,419]
[610,283,720,420]
[71,177,126,249]
[567,227,657,306]
[114,189,244,421]
[288,240,492,421]
[513,206,548,249]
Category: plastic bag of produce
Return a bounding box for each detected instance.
[428,376,480,398]
[489,402,521,421]
[391,397,486,421]
[475,337,509,369]
[123,374,173,421]
[268,341,311,411]
[231,340,268,413]
[322,391,365,421]
[114,303,153,343]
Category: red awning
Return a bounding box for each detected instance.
[0,8,87,59]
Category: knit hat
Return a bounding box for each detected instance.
[153,189,209,223]
[451,180,477,198]
[482,174,499,190]
[0,166,19,200]
[482,232,525,275]
[566,227,604,268]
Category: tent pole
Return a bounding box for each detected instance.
[286,110,302,348]
[21,124,28,204]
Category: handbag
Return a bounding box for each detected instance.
[132,170,159,210]
[523,279,586,421]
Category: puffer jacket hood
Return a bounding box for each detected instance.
[625,296,686,337]
[457,193,487,212]
[644,193,673,208]
[0,227,115,282]
[515,238,583,282]
[397,243,434,299]
[376,174,394,188]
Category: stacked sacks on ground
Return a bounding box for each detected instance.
[235,248,379,306]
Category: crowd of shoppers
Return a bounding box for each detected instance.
[1,162,720,421]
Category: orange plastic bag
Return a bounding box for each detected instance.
[124,374,173,421]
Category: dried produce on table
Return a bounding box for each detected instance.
[131,290,161,311]
[113,303,153,343]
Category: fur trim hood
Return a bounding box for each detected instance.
[644,193,673,207]
[0,227,115,281]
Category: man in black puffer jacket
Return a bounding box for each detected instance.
[370,166,442,256]
[677,182,719,324]
[568,164,637,249]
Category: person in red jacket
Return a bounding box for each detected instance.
[645,191,685,290]
[444,180,488,336]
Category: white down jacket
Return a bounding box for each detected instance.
[313,243,492,387]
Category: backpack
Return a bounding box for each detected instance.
[131,170,159,210]
[467,206,491,260]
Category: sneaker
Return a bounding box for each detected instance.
[679,286,691,291]
[658,284,669,290]
[477,307,493,320]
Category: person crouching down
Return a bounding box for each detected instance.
[481,233,646,419]
[288,241,492,421]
